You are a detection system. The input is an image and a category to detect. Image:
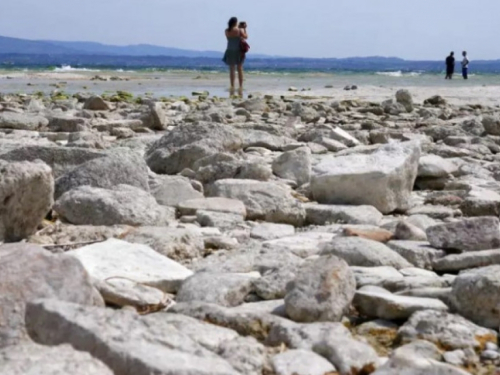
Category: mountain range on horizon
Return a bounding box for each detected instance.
[0,35,278,59]
[0,34,411,61]
[3,35,500,73]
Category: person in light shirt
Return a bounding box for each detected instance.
[462,51,470,80]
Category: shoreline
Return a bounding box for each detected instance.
[1,70,499,106]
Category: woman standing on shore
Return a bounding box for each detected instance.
[223,17,248,97]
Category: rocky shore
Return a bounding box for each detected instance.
[2,88,500,374]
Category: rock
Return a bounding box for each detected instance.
[460,188,500,217]
[407,205,455,220]
[121,226,204,261]
[398,310,497,351]
[197,210,244,229]
[343,227,394,243]
[177,272,256,307]
[54,185,174,226]
[312,335,379,375]
[272,147,311,186]
[236,98,268,112]
[387,241,444,269]
[481,349,499,360]
[372,342,470,375]
[158,313,240,352]
[432,248,500,272]
[69,239,192,293]
[177,197,247,217]
[150,175,203,207]
[460,118,485,136]
[406,215,438,231]
[394,221,428,241]
[67,131,108,149]
[0,160,54,242]
[267,321,351,350]
[218,336,266,375]
[331,126,361,146]
[250,223,295,241]
[424,95,447,106]
[320,237,412,269]
[451,265,500,328]
[83,95,110,110]
[26,299,239,375]
[48,116,89,132]
[0,243,97,348]
[94,278,166,309]
[111,127,135,139]
[396,89,414,112]
[253,259,303,300]
[193,153,241,184]
[417,154,457,178]
[426,217,500,252]
[354,286,448,320]
[351,266,404,288]
[204,235,239,250]
[311,141,421,214]
[236,160,272,181]
[146,122,242,174]
[482,115,500,136]
[304,203,383,225]
[291,102,319,123]
[0,145,105,178]
[210,179,305,226]
[262,232,335,258]
[55,152,149,199]
[0,112,48,130]
[171,300,289,341]
[149,102,167,130]
[0,343,113,375]
[284,255,356,322]
[242,129,295,151]
[271,349,336,375]
[443,350,467,366]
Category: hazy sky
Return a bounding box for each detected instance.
[1,0,499,60]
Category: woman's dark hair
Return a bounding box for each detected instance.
[227,17,238,32]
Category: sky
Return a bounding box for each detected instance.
[1,0,499,60]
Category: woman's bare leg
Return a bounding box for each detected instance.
[237,64,244,97]
[229,65,236,95]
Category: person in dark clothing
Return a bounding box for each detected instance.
[445,52,455,79]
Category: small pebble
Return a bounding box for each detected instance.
[481,350,499,360]
[486,342,499,351]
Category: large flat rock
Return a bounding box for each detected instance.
[320,236,413,269]
[426,217,500,252]
[209,179,305,226]
[54,184,174,226]
[311,141,420,214]
[354,286,449,320]
[68,238,193,293]
[26,299,240,375]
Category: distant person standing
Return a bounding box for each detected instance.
[223,17,248,97]
[445,52,455,79]
[462,51,469,80]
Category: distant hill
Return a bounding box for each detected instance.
[0,35,224,58]
[41,40,224,58]
[0,36,82,55]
